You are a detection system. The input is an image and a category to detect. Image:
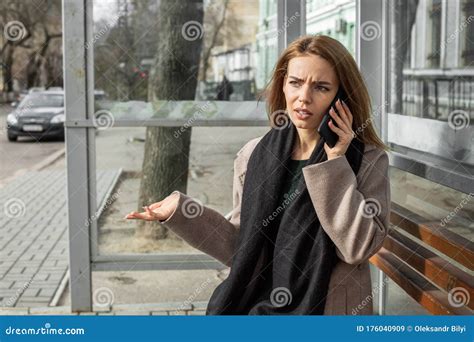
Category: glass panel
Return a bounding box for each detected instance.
[0,0,66,309]
[94,126,269,256]
[90,0,273,258]
[384,278,431,315]
[1,105,67,309]
[57,270,221,310]
[256,0,278,91]
[91,0,266,123]
[388,0,473,184]
[93,99,268,124]
[390,168,474,242]
[391,0,474,116]
[305,0,356,56]
[369,266,430,315]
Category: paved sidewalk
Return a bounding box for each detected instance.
[0,169,121,307]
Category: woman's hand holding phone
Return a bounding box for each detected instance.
[323,98,356,160]
[124,192,179,222]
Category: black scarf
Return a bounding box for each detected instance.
[206,121,365,315]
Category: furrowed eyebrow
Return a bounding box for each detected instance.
[288,75,332,86]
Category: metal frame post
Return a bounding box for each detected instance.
[277,0,306,54]
[356,0,390,315]
[63,0,93,312]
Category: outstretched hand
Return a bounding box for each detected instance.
[124,192,179,222]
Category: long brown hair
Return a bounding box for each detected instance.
[260,34,388,151]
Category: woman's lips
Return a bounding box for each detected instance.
[294,108,313,120]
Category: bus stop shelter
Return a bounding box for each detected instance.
[63,0,473,314]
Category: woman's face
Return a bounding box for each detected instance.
[282,54,339,131]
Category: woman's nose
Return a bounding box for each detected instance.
[298,85,312,104]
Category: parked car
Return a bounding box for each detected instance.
[47,87,63,92]
[6,91,65,142]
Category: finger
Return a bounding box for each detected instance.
[148,200,164,210]
[336,99,351,127]
[341,100,353,125]
[144,206,162,220]
[329,107,350,134]
[125,213,142,220]
[328,119,345,136]
[335,100,352,130]
[131,211,155,221]
[125,211,139,219]
[323,142,331,153]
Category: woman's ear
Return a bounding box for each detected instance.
[282,74,287,93]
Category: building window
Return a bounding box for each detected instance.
[461,0,474,66]
[427,0,442,68]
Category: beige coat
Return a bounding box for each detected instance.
[162,136,391,315]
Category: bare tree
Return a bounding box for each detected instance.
[93,0,157,101]
[199,0,244,82]
[0,0,62,94]
[199,0,230,81]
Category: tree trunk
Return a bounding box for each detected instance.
[2,44,14,93]
[136,0,204,239]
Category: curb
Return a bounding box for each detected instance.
[50,270,70,307]
[0,147,65,188]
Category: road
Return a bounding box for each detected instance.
[0,104,64,183]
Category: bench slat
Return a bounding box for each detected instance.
[383,229,473,310]
[370,248,473,315]
[390,203,474,270]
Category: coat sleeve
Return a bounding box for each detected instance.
[159,153,245,268]
[302,147,391,265]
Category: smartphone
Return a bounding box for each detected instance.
[317,88,349,148]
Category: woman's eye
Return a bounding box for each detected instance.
[315,86,329,92]
[288,81,327,91]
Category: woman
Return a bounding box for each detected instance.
[125,35,391,315]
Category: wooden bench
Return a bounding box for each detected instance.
[370,202,473,315]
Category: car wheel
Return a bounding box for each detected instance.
[7,133,18,142]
